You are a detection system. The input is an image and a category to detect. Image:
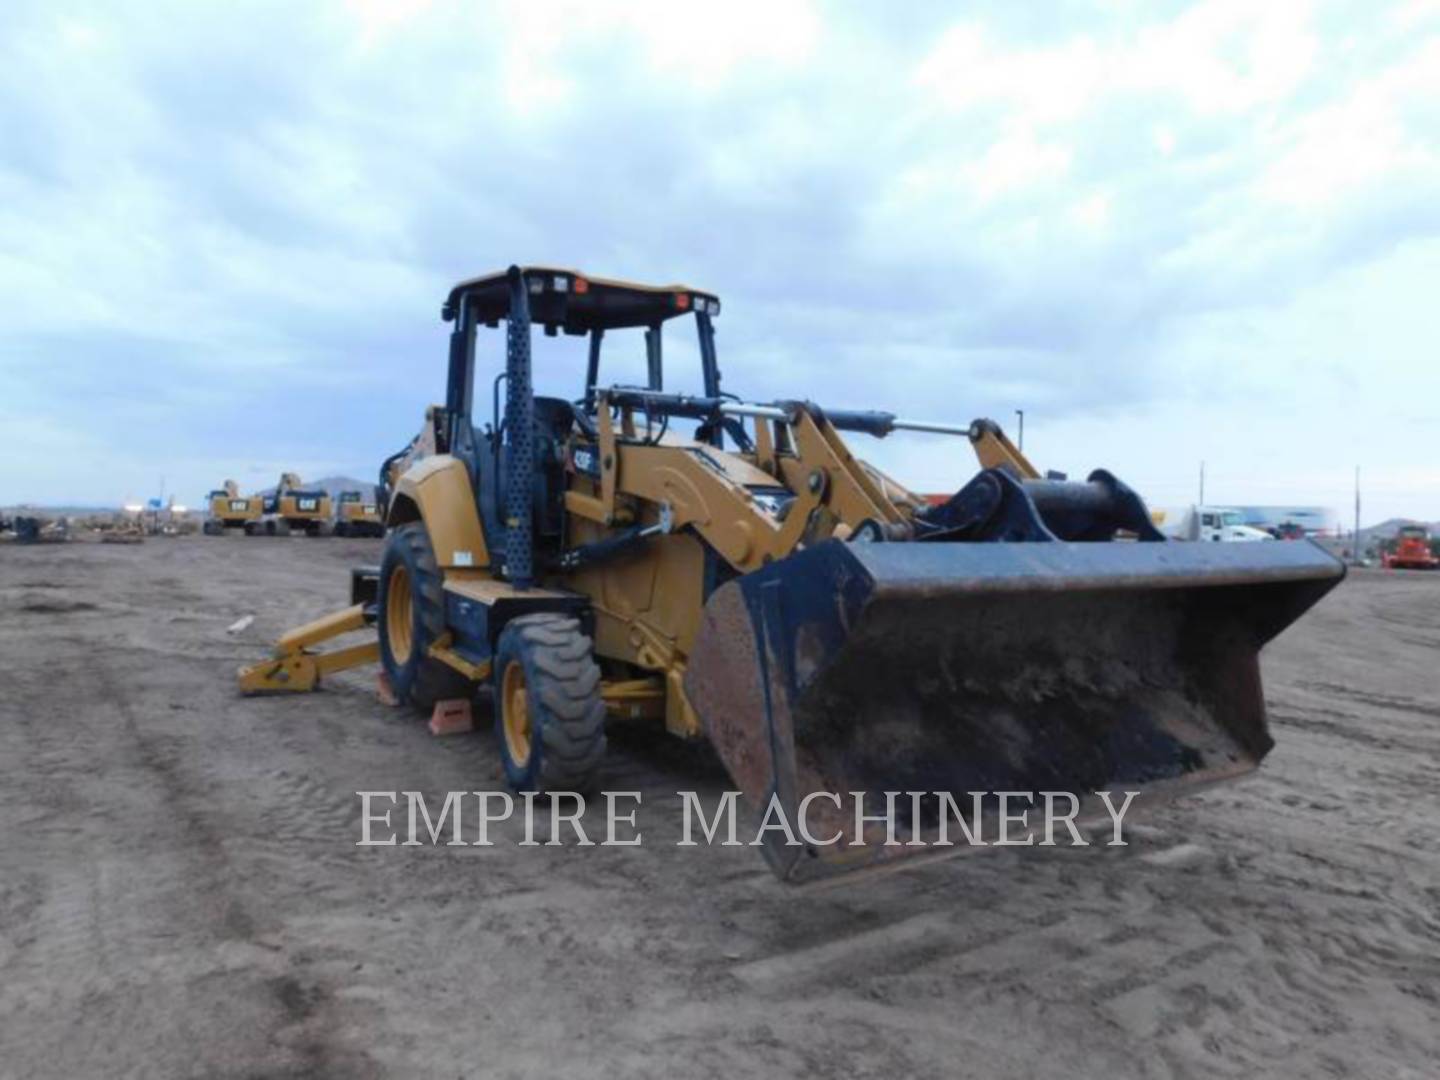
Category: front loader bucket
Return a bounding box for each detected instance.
[684,539,1344,883]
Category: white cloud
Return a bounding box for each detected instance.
[915,25,1106,124]
[916,2,1317,123]
[1258,38,1440,207]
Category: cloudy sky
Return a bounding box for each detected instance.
[3,0,1438,524]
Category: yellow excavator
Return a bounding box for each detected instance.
[203,480,262,534]
[240,266,1345,882]
[248,473,332,536]
[333,490,385,538]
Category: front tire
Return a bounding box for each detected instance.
[493,614,606,793]
[377,522,470,710]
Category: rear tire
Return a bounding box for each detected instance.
[493,614,606,793]
[378,522,471,710]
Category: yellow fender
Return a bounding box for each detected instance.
[386,454,490,570]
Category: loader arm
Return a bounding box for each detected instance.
[589,397,1053,568]
[590,395,923,574]
[966,418,1040,479]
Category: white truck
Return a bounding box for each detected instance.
[1152,505,1275,542]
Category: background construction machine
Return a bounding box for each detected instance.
[333,490,385,538]
[4,514,70,544]
[203,480,262,534]
[241,266,1345,882]
[1383,523,1438,569]
[248,473,332,536]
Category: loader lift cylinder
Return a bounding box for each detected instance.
[504,266,535,589]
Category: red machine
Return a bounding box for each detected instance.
[1385,525,1439,570]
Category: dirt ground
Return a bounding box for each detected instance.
[0,537,1436,1079]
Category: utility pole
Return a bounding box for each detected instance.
[1354,465,1361,565]
[1014,409,1025,452]
[1199,461,1206,504]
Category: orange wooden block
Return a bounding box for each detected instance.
[428,698,474,736]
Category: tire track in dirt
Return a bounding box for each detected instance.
[92,651,387,1079]
[1296,681,1440,721]
[3,587,376,1077]
[1268,708,1440,757]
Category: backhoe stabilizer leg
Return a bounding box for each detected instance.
[236,604,380,695]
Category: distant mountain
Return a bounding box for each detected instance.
[249,475,377,499]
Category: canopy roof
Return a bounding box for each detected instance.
[442,266,720,332]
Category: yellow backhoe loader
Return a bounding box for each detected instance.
[203,480,263,535]
[248,473,332,537]
[240,266,1345,882]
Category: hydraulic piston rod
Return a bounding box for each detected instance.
[604,388,975,439]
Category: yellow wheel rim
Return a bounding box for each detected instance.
[385,563,414,664]
[501,660,532,767]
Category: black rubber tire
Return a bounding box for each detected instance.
[334,521,349,538]
[377,522,472,710]
[244,522,258,536]
[493,614,607,793]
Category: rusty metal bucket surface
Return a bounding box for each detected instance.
[684,539,1344,883]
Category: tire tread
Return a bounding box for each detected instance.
[495,614,606,791]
